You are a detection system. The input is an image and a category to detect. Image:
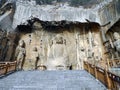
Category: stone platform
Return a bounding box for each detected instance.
[0,70,107,90]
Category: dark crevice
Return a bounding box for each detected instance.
[16,17,101,33]
[17,25,32,33]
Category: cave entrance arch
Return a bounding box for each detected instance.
[16,18,103,70]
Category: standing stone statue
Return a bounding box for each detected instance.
[15,40,26,70]
[113,32,120,58]
[87,46,95,65]
[30,47,39,70]
[113,32,120,52]
[47,34,68,70]
[93,41,102,60]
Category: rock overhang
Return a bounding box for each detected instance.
[16,17,101,33]
[0,0,120,32]
[12,0,120,32]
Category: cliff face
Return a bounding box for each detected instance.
[0,0,119,70]
[12,0,120,31]
[18,21,103,70]
[12,0,99,29]
[0,0,119,31]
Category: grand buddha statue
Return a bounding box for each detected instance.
[47,34,68,70]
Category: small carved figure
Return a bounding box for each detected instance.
[92,41,102,66]
[113,32,120,58]
[15,40,26,70]
[87,46,93,59]
[113,32,120,53]
[93,41,102,61]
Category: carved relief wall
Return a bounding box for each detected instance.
[16,21,103,70]
[105,19,120,60]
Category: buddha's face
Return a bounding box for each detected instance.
[55,36,63,44]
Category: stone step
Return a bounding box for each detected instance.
[0,70,107,90]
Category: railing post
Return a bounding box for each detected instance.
[5,62,8,75]
[88,63,90,73]
[14,61,17,71]
[83,61,86,70]
[86,61,88,71]
[105,69,112,89]
[94,66,98,79]
[84,61,88,71]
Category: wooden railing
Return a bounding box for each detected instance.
[0,61,17,76]
[84,61,120,90]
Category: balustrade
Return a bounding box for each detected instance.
[84,61,120,90]
[0,61,17,76]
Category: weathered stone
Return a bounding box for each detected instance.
[15,20,103,70]
[113,32,120,53]
[4,32,17,61]
[0,37,8,61]
[47,34,69,70]
[15,40,26,70]
[29,47,39,70]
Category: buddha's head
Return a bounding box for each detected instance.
[113,32,120,40]
[54,34,63,44]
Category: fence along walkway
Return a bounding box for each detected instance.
[0,61,17,76]
[84,61,120,90]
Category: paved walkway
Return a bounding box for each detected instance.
[0,70,107,90]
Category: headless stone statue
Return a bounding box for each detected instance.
[15,40,26,70]
[47,34,68,70]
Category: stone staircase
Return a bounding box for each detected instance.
[0,70,107,90]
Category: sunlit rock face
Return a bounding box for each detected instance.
[12,0,120,31]
[16,21,103,70]
[12,0,98,29]
[21,22,78,70]
[0,0,120,71]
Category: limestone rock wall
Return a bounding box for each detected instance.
[0,10,13,31]
[98,0,120,33]
[12,0,120,32]
[17,22,103,70]
[0,30,17,62]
